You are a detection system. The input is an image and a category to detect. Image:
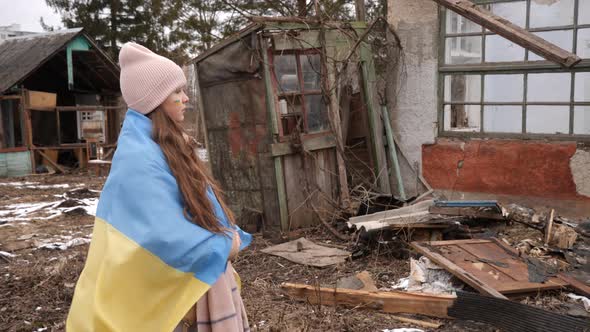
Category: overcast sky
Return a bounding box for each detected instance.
[0,0,63,32]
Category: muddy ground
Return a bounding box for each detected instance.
[0,173,587,332]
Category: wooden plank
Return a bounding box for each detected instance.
[495,279,567,294]
[281,283,455,318]
[25,90,56,110]
[382,105,406,200]
[325,55,351,209]
[432,0,581,67]
[261,37,289,231]
[0,147,28,153]
[457,242,529,282]
[422,239,494,246]
[557,273,590,298]
[411,241,508,299]
[389,315,442,329]
[360,50,390,194]
[37,149,65,174]
[545,209,555,245]
[416,239,571,296]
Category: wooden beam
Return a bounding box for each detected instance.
[411,241,509,299]
[544,209,554,246]
[324,44,352,210]
[432,0,581,68]
[37,149,65,174]
[261,37,289,232]
[281,283,454,318]
[389,315,442,329]
[55,105,121,112]
[558,273,590,298]
[355,0,366,21]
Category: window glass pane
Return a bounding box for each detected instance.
[577,28,590,58]
[483,105,522,133]
[485,35,525,62]
[483,1,527,28]
[526,106,570,134]
[446,10,482,34]
[445,36,482,64]
[527,73,571,102]
[574,107,590,135]
[530,0,574,28]
[444,75,481,102]
[274,54,299,92]
[529,30,573,61]
[575,72,590,102]
[484,74,524,102]
[305,95,328,132]
[443,105,481,132]
[579,0,590,25]
[301,54,321,91]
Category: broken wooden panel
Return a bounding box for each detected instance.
[432,0,581,67]
[411,238,568,299]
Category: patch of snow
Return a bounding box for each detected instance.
[0,182,72,189]
[0,197,98,223]
[0,251,17,258]
[197,148,208,161]
[37,237,91,250]
[568,293,590,312]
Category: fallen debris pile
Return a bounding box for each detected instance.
[268,196,590,331]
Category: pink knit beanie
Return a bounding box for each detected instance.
[119,42,187,114]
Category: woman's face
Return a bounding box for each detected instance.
[161,88,189,123]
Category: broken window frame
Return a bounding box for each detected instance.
[270,49,329,138]
[438,0,590,140]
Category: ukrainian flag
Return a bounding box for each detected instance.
[67,110,252,331]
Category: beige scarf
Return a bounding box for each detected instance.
[174,262,249,332]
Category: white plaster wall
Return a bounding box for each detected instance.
[387,0,439,170]
[570,149,590,198]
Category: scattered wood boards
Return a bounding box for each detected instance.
[410,238,569,299]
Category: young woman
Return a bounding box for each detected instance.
[67,43,251,332]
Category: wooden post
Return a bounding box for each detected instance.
[56,109,61,145]
[360,47,391,194]
[193,65,210,154]
[382,105,406,200]
[355,0,366,21]
[261,37,290,232]
[323,29,351,210]
[431,0,581,67]
[21,90,36,174]
[544,209,554,246]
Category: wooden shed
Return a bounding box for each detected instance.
[191,17,405,232]
[0,28,122,176]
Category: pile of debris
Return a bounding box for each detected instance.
[261,197,590,331]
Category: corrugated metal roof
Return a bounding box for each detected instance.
[0,28,83,93]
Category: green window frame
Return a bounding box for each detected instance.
[438,0,590,140]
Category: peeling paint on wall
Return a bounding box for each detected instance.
[570,149,590,197]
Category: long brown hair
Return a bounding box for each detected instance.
[149,108,235,234]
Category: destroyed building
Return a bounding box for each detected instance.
[0,28,121,176]
[387,0,590,216]
[190,17,428,232]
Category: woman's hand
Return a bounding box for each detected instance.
[228,230,241,261]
